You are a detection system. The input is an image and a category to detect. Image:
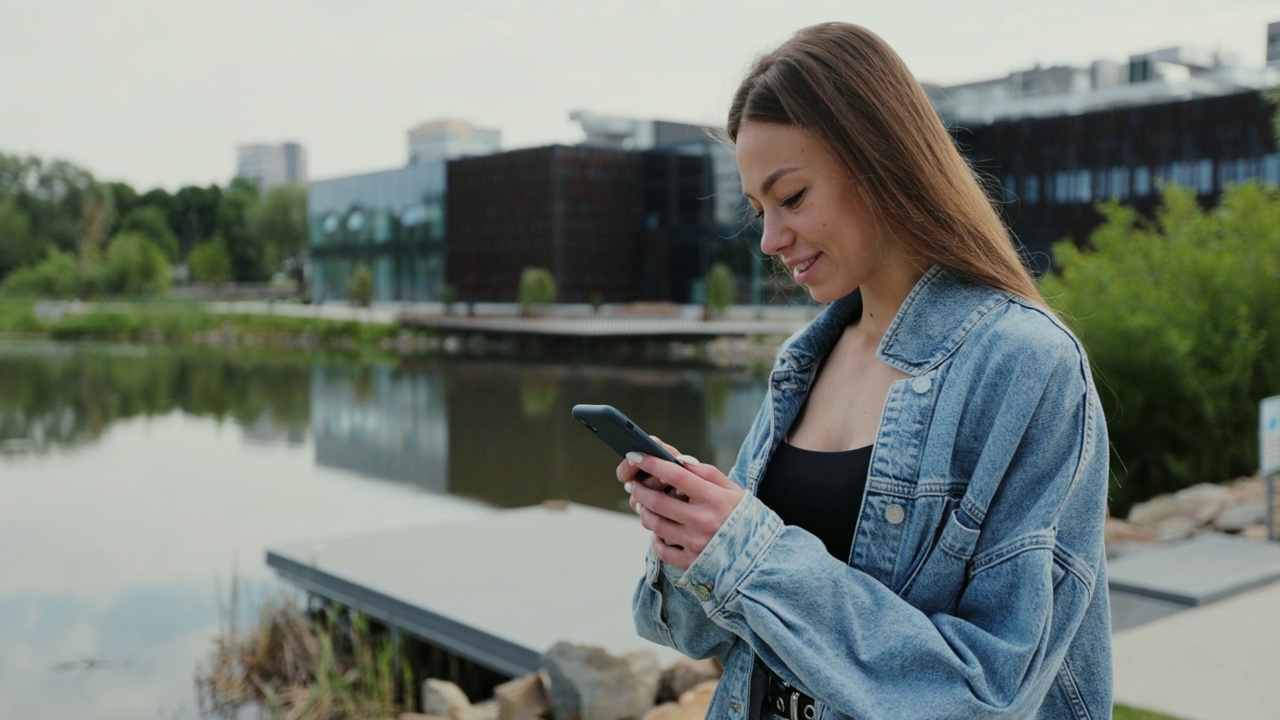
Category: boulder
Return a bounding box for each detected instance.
[494,673,550,720]
[657,658,721,704]
[1105,517,1154,544]
[1152,515,1199,543]
[541,642,661,720]
[422,678,481,720]
[1172,483,1233,526]
[1214,502,1267,533]
[641,680,717,720]
[1127,495,1184,528]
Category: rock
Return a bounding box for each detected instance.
[401,714,450,720]
[1240,523,1272,541]
[1172,483,1233,526]
[1152,515,1199,543]
[1214,502,1268,533]
[657,658,721,704]
[494,673,549,720]
[422,678,480,720]
[541,642,661,720]
[641,680,717,720]
[1105,517,1154,544]
[1127,495,1184,528]
[472,700,500,720]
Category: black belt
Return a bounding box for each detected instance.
[762,669,817,720]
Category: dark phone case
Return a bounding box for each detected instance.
[571,404,681,464]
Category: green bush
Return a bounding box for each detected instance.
[104,232,171,296]
[705,262,737,318]
[1041,183,1280,514]
[188,236,233,284]
[1,248,79,298]
[119,206,179,262]
[518,266,556,316]
[348,264,373,308]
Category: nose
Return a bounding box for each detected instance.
[758,213,792,257]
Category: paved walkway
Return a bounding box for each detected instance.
[1112,578,1280,719]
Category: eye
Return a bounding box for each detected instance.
[780,189,805,208]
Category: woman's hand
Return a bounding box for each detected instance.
[623,444,745,570]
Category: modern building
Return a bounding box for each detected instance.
[1268,21,1280,69]
[236,141,307,192]
[407,119,502,165]
[307,162,447,303]
[926,35,1280,273]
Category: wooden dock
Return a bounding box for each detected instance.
[266,502,684,678]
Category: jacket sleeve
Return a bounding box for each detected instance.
[668,339,1109,718]
[630,386,778,663]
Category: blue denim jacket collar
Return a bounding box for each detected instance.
[776,265,1012,377]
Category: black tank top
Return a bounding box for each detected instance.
[756,440,872,563]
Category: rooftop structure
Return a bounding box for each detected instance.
[928,35,1280,125]
[407,119,501,165]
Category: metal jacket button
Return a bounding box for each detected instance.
[885,504,906,524]
[693,585,712,601]
[911,375,932,393]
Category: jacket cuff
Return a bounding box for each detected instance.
[677,492,785,614]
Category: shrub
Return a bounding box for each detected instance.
[188,236,233,284]
[1,248,79,298]
[704,262,737,319]
[104,232,171,296]
[348,264,373,308]
[1040,183,1280,514]
[119,206,179,261]
[518,267,556,316]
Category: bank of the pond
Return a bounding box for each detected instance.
[0,299,801,367]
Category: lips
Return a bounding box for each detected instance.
[792,257,817,276]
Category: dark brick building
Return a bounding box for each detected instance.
[957,90,1279,273]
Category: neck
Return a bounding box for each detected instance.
[854,259,926,342]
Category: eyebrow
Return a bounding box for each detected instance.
[743,166,801,201]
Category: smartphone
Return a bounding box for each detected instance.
[571,404,682,466]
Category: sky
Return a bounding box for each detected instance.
[2,0,1277,192]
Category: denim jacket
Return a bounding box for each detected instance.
[633,266,1112,719]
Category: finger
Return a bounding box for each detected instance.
[650,435,683,459]
[652,534,695,570]
[631,480,695,525]
[630,452,730,499]
[637,507,699,552]
[617,459,672,495]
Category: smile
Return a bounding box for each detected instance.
[793,256,818,277]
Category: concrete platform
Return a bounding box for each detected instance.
[1113,578,1280,720]
[1108,533,1280,606]
[267,502,683,677]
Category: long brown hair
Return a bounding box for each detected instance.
[727,22,1045,305]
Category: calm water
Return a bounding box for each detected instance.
[0,339,764,719]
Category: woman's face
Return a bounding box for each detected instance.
[736,121,888,304]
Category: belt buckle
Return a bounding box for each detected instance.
[790,690,815,720]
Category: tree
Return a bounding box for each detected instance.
[704,262,737,319]
[119,206,179,261]
[187,236,232,284]
[1,248,78,298]
[248,184,308,278]
[518,266,556,316]
[103,232,171,296]
[172,184,223,259]
[348,264,373,308]
[0,198,45,278]
[1040,182,1280,514]
[217,179,261,282]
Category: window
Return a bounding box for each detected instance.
[1024,176,1040,204]
[1076,170,1092,203]
[1263,154,1280,186]
[1196,160,1213,194]
[1134,166,1151,197]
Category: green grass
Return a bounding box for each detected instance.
[1115,703,1187,720]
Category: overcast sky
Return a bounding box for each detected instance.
[2,0,1277,191]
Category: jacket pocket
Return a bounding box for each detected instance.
[898,505,982,615]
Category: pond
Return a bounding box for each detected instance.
[0,339,765,719]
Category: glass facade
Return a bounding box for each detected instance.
[307,162,447,303]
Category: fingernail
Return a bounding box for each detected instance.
[634,503,644,515]
[626,452,643,465]
[623,481,634,494]
[676,454,700,466]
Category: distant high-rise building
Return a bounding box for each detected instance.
[1268,21,1280,69]
[235,142,307,192]
[406,119,501,165]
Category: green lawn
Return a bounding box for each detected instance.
[1115,704,1186,720]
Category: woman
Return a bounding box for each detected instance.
[617,23,1111,720]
